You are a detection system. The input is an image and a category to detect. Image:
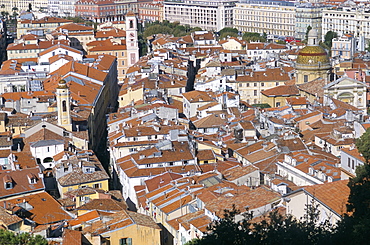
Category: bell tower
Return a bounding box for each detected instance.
[56,80,72,131]
[125,12,139,67]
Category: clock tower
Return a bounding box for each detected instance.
[56,80,72,131]
[125,12,139,67]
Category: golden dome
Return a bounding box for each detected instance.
[296,45,330,66]
[57,80,68,89]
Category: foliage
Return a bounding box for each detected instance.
[0,230,47,245]
[324,31,337,48]
[242,32,266,42]
[252,103,271,109]
[355,128,370,163]
[188,202,336,245]
[275,40,286,44]
[186,157,370,245]
[218,27,239,40]
[305,25,312,41]
[366,41,370,52]
[142,21,201,38]
[65,16,86,23]
[338,164,370,244]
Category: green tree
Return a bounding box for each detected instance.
[0,230,47,245]
[324,31,337,48]
[219,27,239,39]
[242,32,266,42]
[143,24,173,38]
[305,25,312,41]
[337,164,370,244]
[187,202,335,245]
[188,205,255,245]
[356,128,370,163]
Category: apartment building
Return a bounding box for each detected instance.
[295,4,326,41]
[1,0,47,13]
[234,0,295,37]
[17,17,73,39]
[138,2,163,22]
[48,0,79,17]
[331,34,356,60]
[163,0,236,31]
[115,0,141,17]
[322,5,370,40]
[75,0,116,22]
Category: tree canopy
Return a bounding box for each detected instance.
[355,128,370,163]
[185,202,335,245]
[0,230,47,245]
[143,21,201,38]
[185,161,370,245]
[324,31,338,48]
[242,32,266,42]
[218,27,239,40]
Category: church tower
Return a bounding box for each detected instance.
[295,29,331,84]
[56,80,72,131]
[125,12,139,67]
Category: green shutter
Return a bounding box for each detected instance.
[127,238,132,245]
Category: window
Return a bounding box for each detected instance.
[261,82,265,87]
[352,160,355,169]
[254,90,257,96]
[254,83,257,87]
[348,158,350,167]
[47,147,50,152]
[93,183,101,188]
[120,238,132,245]
[122,60,125,66]
[246,83,250,87]
[62,100,67,112]
[304,75,308,83]
[5,182,12,189]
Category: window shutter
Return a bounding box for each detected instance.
[127,238,132,245]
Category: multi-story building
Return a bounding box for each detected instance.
[138,2,163,23]
[75,0,116,23]
[295,4,326,41]
[48,0,79,17]
[322,5,370,41]
[17,17,73,39]
[163,0,236,31]
[331,34,356,60]
[234,0,295,37]
[115,0,140,17]
[1,0,48,13]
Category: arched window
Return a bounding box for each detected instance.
[62,100,67,112]
[130,20,133,29]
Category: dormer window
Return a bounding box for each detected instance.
[5,182,12,189]
[3,175,13,189]
[27,174,37,184]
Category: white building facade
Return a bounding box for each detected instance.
[163,0,236,31]
[234,0,296,37]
